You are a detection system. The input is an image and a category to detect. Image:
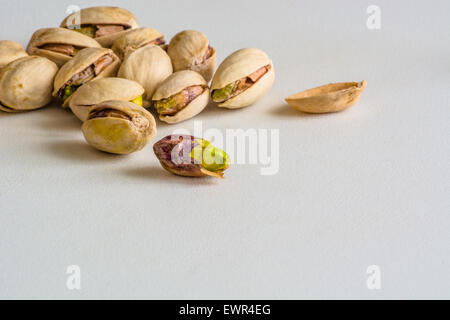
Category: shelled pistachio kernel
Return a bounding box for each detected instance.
[153,135,230,179]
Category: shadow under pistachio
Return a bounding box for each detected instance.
[45,139,123,163]
[122,166,222,186]
[268,103,334,119]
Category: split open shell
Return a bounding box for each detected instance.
[26,28,101,67]
[69,77,144,121]
[152,70,209,124]
[53,47,121,107]
[60,6,139,48]
[112,28,165,60]
[82,100,156,155]
[285,81,367,114]
[167,30,216,82]
[211,48,275,109]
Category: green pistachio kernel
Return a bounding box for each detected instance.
[154,96,177,114]
[73,26,97,38]
[62,85,80,101]
[190,139,230,173]
[212,81,238,102]
[130,95,143,107]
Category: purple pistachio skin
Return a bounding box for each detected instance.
[153,135,204,177]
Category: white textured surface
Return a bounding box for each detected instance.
[0,0,449,299]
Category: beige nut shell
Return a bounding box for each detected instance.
[60,6,139,47]
[53,48,121,107]
[118,45,173,106]
[0,56,58,112]
[211,48,275,109]
[152,70,209,124]
[69,77,144,121]
[285,81,367,114]
[0,41,28,68]
[26,28,101,67]
[167,30,216,82]
[82,100,156,155]
[112,28,164,60]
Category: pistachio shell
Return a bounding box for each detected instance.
[0,41,28,68]
[60,6,139,47]
[82,100,156,155]
[211,48,275,109]
[112,28,165,60]
[285,81,367,113]
[53,48,121,107]
[26,28,101,67]
[69,77,144,121]
[167,30,216,82]
[0,56,58,112]
[152,70,209,124]
[118,46,173,105]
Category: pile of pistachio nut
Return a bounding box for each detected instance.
[0,6,278,179]
[0,6,366,179]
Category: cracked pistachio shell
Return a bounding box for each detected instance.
[0,56,58,113]
[167,30,216,82]
[0,41,28,68]
[152,70,209,124]
[211,48,275,109]
[82,100,156,155]
[285,81,367,113]
[53,48,121,107]
[112,28,165,60]
[26,28,101,67]
[153,135,230,179]
[60,6,139,47]
[69,77,144,122]
[118,45,173,106]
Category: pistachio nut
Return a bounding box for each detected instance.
[118,45,173,106]
[285,81,368,114]
[60,6,139,48]
[167,30,216,82]
[0,41,28,68]
[82,100,156,155]
[211,48,275,109]
[69,77,144,122]
[26,28,102,67]
[0,56,58,113]
[152,71,209,124]
[154,135,230,179]
[53,48,121,107]
[112,28,165,60]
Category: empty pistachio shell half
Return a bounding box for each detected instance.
[82,100,156,155]
[152,70,209,124]
[285,81,367,114]
[154,135,230,179]
[211,48,275,109]
[0,56,58,113]
[118,45,173,106]
[112,28,165,60]
[60,6,139,48]
[69,77,144,122]
[0,41,28,68]
[53,48,121,107]
[26,28,102,67]
[167,30,216,82]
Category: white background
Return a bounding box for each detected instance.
[0,0,449,299]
